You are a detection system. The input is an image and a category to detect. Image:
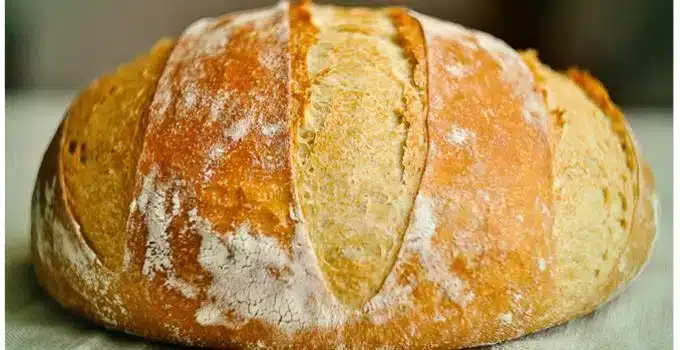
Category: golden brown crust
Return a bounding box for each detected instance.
[567,68,656,304]
[520,53,656,329]
[405,12,555,347]
[31,3,657,349]
[623,161,657,284]
[121,4,296,347]
[567,69,638,174]
[31,39,176,334]
[60,39,175,270]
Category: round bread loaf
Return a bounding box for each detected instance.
[31,1,657,348]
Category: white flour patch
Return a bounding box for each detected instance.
[224,118,252,142]
[190,207,347,332]
[183,84,198,110]
[195,303,227,326]
[32,176,126,321]
[172,190,181,217]
[201,143,227,183]
[137,167,174,277]
[415,11,548,133]
[39,177,105,291]
[165,324,183,340]
[135,167,196,299]
[370,194,475,317]
[406,195,437,243]
[445,63,467,78]
[250,151,285,172]
[202,167,215,183]
[539,201,551,231]
[448,125,472,145]
[258,49,280,74]
[445,60,483,79]
[410,323,417,337]
[55,218,108,291]
[122,244,132,270]
[430,94,443,111]
[540,202,550,215]
[183,3,282,58]
[184,17,217,37]
[209,93,227,123]
[207,144,226,161]
[364,274,415,325]
[166,275,198,299]
[473,31,548,132]
[481,107,496,119]
[261,122,283,137]
[409,195,475,306]
[499,312,513,325]
[150,89,172,122]
[192,24,232,58]
[537,258,547,272]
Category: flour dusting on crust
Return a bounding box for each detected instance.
[35,177,106,291]
[407,195,476,306]
[149,2,292,183]
[33,175,128,324]
[135,167,196,299]
[473,31,548,131]
[413,12,548,132]
[224,117,252,142]
[366,194,476,322]
[363,273,415,325]
[448,125,473,145]
[498,312,513,325]
[190,207,347,332]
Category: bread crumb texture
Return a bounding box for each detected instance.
[296,4,426,309]
[30,2,657,349]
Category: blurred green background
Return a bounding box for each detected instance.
[6,0,672,108]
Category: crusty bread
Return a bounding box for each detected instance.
[31,2,657,349]
[59,38,175,270]
[296,5,428,309]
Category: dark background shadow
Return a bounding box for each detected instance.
[6,0,672,108]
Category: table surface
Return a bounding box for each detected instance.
[5,90,673,349]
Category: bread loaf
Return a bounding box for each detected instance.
[31,1,657,348]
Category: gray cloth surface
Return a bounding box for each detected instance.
[5,91,672,349]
